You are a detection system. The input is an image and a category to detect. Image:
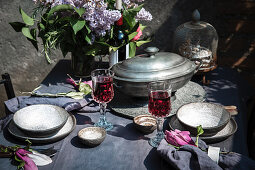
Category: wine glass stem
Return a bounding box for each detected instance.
[99,102,107,123]
[157,117,164,137]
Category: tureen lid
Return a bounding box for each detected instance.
[111,47,197,82]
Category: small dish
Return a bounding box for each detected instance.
[169,114,237,143]
[78,127,106,147]
[133,114,157,134]
[13,104,69,137]
[176,102,230,136]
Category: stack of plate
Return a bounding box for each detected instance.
[8,104,76,144]
[169,102,237,143]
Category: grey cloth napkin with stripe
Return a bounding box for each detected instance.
[4,83,100,113]
[157,139,255,170]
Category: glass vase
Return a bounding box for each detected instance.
[109,44,129,67]
[71,52,95,78]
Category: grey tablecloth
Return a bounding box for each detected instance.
[0,62,254,170]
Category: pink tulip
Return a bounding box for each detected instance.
[132,26,142,41]
[15,149,38,170]
[165,129,196,147]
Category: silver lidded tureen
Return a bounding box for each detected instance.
[111,47,201,98]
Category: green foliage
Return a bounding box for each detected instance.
[129,42,136,58]
[19,7,34,26]
[74,7,86,17]
[70,19,86,35]
[11,2,151,63]
[195,125,204,147]
[79,83,92,95]
[21,27,35,40]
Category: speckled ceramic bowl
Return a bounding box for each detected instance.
[13,104,69,137]
[78,127,106,147]
[133,115,157,134]
[176,102,230,136]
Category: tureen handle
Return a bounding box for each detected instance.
[190,58,202,73]
[144,47,159,57]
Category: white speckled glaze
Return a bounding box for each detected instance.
[13,104,69,135]
[78,127,106,147]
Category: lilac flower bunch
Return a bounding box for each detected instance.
[10,0,153,63]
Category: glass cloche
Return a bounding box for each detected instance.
[172,9,218,72]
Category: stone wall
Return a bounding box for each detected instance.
[0,0,215,117]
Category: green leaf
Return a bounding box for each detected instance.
[84,35,91,44]
[71,19,85,34]
[128,32,138,41]
[85,24,91,34]
[197,125,204,136]
[26,28,38,50]
[74,7,86,17]
[79,83,92,95]
[39,23,45,30]
[195,125,204,147]
[123,10,137,29]
[109,46,119,52]
[19,7,34,26]
[17,161,25,169]
[25,139,32,150]
[140,24,146,31]
[47,4,73,19]
[97,41,110,47]
[129,42,136,58]
[22,27,35,40]
[65,91,84,99]
[127,4,144,13]
[9,22,26,32]
[136,40,151,47]
[14,155,22,162]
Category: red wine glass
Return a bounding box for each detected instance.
[148,81,172,147]
[91,69,114,131]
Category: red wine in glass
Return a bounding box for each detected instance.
[93,76,114,103]
[149,91,171,117]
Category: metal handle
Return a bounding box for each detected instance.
[190,58,202,73]
[144,47,159,57]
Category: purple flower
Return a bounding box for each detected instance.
[15,149,38,170]
[135,7,152,21]
[165,129,196,147]
[123,0,131,5]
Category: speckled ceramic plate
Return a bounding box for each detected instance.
[13,104,69,137]
[8,114,76,144]
[168,115,237,143]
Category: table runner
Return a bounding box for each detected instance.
[0,64,254,169]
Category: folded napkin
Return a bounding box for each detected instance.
[4,96,100,113]
[157,138,255,170]
[4,84,100,113]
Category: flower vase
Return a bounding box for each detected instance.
[109,44,129,67]
[71,52,95,78]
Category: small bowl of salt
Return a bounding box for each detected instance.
[78,127,106,147]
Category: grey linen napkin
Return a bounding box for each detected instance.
[157,139,255,170]
[4,83,100,113]
[4,96,100,113]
